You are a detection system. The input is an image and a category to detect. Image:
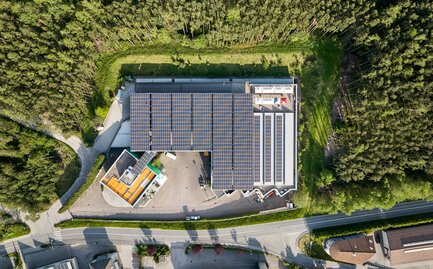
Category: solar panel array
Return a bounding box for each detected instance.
[264,115,273,183]
[151,93,172,150]
[130,94,150,151]
[130,93,254,190]
[233,94,253,189]
[212,94,234,189]
[253,114,262,184]
[131,151,157,176]
[172,94,192,150]
[275,115,283,183]
[192,94,212,150]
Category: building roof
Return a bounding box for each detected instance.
[130,87,297,190]
[100,150,159,207]
[35,257,79,269]
[327,235,376,265]
[383,223,433,265]
[90,252,121,269]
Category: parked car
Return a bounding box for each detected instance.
[286,201,295,209]
[279,188,289,195]
[264,190,276,199]
[186,215,200,221]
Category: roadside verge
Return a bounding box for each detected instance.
[55,208,305,230]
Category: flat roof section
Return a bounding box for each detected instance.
[129,79,297,190]
[383,223,433,265]
[253,112,296,187]
[130,93,254,190]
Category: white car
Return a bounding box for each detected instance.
[186,215,200,221]
[115,89,123,101]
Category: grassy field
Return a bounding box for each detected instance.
[58,154,106,213]
[294,40,343,214]
[93,41,313,106]
[55,209,305,230]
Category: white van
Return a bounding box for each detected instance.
[164,152,177,160]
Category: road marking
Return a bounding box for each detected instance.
[52,230,63,242]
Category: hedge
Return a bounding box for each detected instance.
[58,154,106,213]
[55,208,305,230]
[311,211,433,240]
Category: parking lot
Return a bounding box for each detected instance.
[70,151,290,220]
[145,152,215,212]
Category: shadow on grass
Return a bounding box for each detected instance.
[55,154,81,197]
[120,63,289,77]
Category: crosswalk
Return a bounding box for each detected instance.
[52,230,62,242]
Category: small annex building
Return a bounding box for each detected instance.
[100,150,167,207]
[381,223,433,265]
[324,234,376,265]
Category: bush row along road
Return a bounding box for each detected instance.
[2,201,433,268]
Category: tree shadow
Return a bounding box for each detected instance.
[182,206,198,241]
[207,223,219,243]
[83,227,112,246]
[230,229,238,242]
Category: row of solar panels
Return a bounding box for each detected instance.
[253,113,295,186]
[130,93,253,189]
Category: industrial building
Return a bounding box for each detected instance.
[130,78,298,190]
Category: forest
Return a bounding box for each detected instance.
[0,0,432,214]
[0,117,80,214]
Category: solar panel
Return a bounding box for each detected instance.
[172,93,192,150]
[264,114,273,183]
[131,151,157,176]
[232,94,253,189]
[275,114,283,183]
[192,94,212,151]
[130,93,150,151]
[211,94,233,189]
[253,114,262,184]
[150,93,171,150]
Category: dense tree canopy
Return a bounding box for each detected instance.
[308,0,433,213]
[0,0,366,133]
[0,117,79,213]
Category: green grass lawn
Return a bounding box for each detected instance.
[294,39,343,214]
[93,41,313,108]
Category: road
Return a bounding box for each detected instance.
[2,200,432,268]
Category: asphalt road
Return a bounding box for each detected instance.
[2,200,433,268]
